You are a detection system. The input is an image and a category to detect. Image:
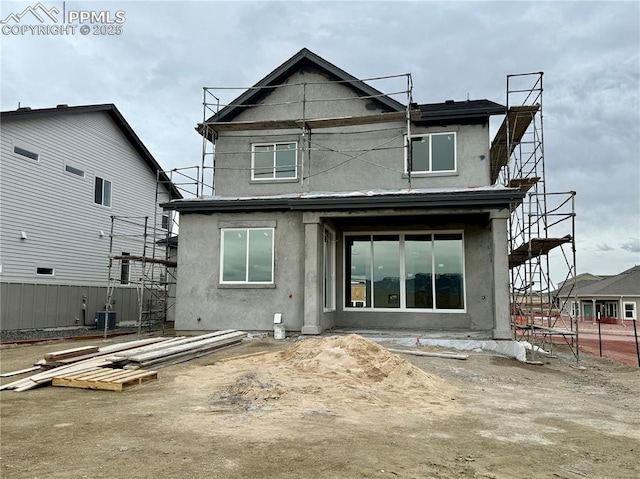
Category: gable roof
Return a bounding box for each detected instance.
[206,48,406,126]
[1,104,182,199]
[557,266,640,297]
[201,48,505,137]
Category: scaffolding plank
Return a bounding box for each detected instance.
[490,105,540,183]
[204,110,421,132]
[508,177,540,193]
[111,255,177,267]
[509,235,573,269]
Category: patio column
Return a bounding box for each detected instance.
[491,210,513,339]
[302,219,322,335]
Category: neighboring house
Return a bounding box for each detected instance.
[165,48,524,338]
[0,104,180,331]
[556,266,640,324]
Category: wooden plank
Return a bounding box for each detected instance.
[123,332,246,363]
[0,366,42,378]
[205,110,421,132]
[107,331,237,362]
[217,351,270,363]
[386,348,469,360]
[44,346,99,361]
[1,358,111,391]
[54,337,178,365]
[125,337,244,369]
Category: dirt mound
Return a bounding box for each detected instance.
[279,334,449,390]
[204,334,456,415]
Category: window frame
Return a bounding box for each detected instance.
[36,266,55,276]
[220,227,275,285]
[64,163,86,178]
[94,176,112,207]
[251,142,298,181]
[623,301,637,320]
[405,132,457,174]
[343,230,466,313]
[12,140,41,162]
[120,252,131,285]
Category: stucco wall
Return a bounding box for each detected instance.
[175,208,505,336]
[175,211,305,332]
[213,69,492,197]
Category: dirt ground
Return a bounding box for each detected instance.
[1,333,639,479]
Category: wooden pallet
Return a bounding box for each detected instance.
[52,367,158,392]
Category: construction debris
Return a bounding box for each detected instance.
[0,330,246,392]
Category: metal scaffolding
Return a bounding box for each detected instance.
[103,168,200,338]
[494,72,579,362]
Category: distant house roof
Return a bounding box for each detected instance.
[1,103,182,199]
[557,266,640,297]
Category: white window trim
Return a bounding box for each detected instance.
[570,301,579,317]
[220,227,275,285]
[343,230,466,313]
[64,163,86,178]
[323,226,336,312]
[251,142,298,181]
[36,266,55,276]
[623,301,637,320]
[12,139,41,162]
[405,132,457,174]
[94,176,112,207]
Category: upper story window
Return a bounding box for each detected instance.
[94,177,112,207]
[65,164,85,178]
[14,145,40,161]
[252,142,297,180]
[408,132,456,173]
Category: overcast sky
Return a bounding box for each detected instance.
[2,0,639,282]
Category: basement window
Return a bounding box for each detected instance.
[36,267,55,276]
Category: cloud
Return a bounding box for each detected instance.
[621,238,640,253]
[596,244,614,252]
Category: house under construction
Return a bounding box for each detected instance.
[158,49,576,345]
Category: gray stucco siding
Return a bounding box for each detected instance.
[330,219,496,332]
[175,211,305,332]
[212,70,493,197]
[174,207,506,336]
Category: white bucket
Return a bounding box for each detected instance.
[273,324,286,340]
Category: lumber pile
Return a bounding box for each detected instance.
[0,330,246,392]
